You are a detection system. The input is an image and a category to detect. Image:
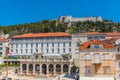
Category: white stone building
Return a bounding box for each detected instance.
[9,32,72,58]
[0,36,8,64]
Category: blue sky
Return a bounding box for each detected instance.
[0,0,120,26]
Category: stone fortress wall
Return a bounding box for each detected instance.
[58,16,102,23]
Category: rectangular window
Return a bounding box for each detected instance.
[47,49,48,53]
[16,44,18,48]
[69,48,71,53]
[11,49,13,52]
[0,43,3,46]
[94,54,100,63]
[16,49,18,53]
[52,49,54,53]
[104,54,109,60]
[36,49,38,53]
[36,43,38,47]
[41,43,43,47]
[52,43,54,47]
[26,44,28,48]
[63,43,65,47]
[11,44,13,48]
[86,66,91,74]
[21,44,23,48]
[104,67,109,75]
[63,49,65,53]
[31,44,33,47]
[58,43,60,47]
[0,47,2,50]
[47,43,48,47]
[69,42,71,47]
[85,54,91,60]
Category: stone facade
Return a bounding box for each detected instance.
[58,16,102,23]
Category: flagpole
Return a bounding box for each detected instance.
[6,48,8,79]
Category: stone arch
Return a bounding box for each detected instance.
[63,64,68,73]
[49,64,54,74]
[42,64,47,74]
[22,64,26,73]
[29,64,33,74]
[56,64,61,74]
[35,64,40,74]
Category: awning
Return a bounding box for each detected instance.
[80,76,114,80]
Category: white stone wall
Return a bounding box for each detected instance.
[9,37,72,57]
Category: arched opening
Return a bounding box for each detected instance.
[63,64,68,73]
[56,64,61,74]
[49,64,54,74]
[29,64,33,74]
[22,64,26,73]
[42,64,47,74]
[35,64,40,74]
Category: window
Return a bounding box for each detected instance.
[36,43,38,47]
[58,43,60,47]
[69,48,71,53]
[58,49,60,53]
[63,49,65,53]
[36,49,38,53]
[63,43,65,47]
[69,42,71,47]
[11,44,13,48]
[104,67,109,74]
[16,44,18,48]
[16,49,18,53]
[87,37,93,40]
[94,54,100,62]
[52,43,54,47]
[94,36,99,40]
[52,49,54,53]
[31,44,33,47]
[76,43,80,47]
[41,43,43,47]
[0,43,3,45]
[104,54,109,60]
[47,49,48,53]
[94,44,100,48]
[85,54,91,60]
[21,44,23,48]
[86,66,91,74]
[47,43,48,47]
[26,44,28,48]
[118,62,120,67]
[11,49,13,52]
[0,47,2,50]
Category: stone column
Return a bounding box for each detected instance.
[39,64,42,75]
[68,64,71,74]
[47,64,49,75]
[33,64,36,75]
[20,63,22,75]
[26,64,29,75]
[54,64,56,75]
[61,64,63,74]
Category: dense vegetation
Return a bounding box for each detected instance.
[0,19,120,37]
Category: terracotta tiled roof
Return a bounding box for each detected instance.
[0,36,7,42]
[80,40,115,49]
[106,32,120,36]
[12,32,71,38]
[86,32,105,35]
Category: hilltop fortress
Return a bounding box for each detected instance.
[58,16,102,23]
